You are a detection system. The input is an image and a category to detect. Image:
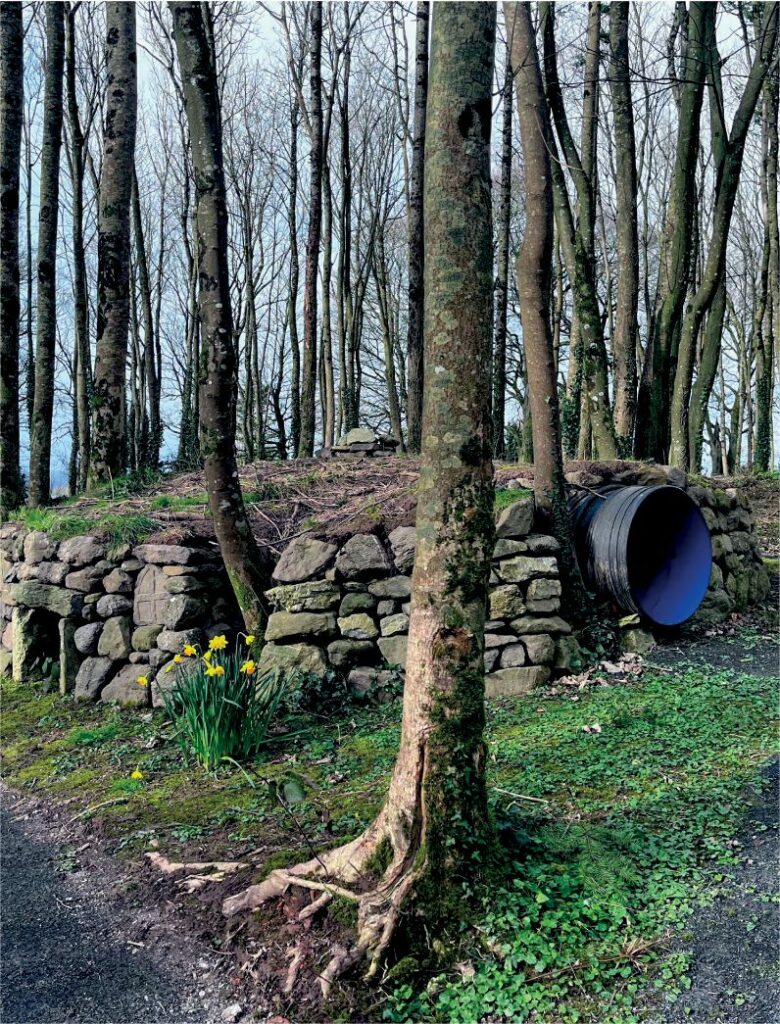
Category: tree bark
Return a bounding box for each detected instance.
[669,3,779,468]
[298,2,323,457]
[223,1,497,981]
[28,4,65,507]
[405,1,429,454]
[608,2,639,456]
[635,3,711,460]
[492,37,512,460]
[0,2,24,511]
[89,2,137,486]
[65,1,91,493]
[170,1,271,633]
[131,170,161,470]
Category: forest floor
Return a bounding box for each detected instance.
[1,581,777,1023]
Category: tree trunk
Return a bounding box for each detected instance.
[669,3,778,468]
[28,4,65,507]
[287,95,301,458]
[755,69,779,471]
[170,1,271,633]
[405,1,429,454]
[635,3,711,460]
[65,1,91,493]
[492,37,512,460]
[0,2,24,511]
[608,2,639,456]
[298,2,323,457]
[223,1,497,982]
[131,170,161,470]
[89,1,137,486]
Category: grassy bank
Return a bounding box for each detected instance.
[1,630,777,1022]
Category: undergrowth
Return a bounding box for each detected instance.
[0,640,776,1023]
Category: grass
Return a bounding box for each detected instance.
[494,486,532,511]
[8,506,157,545]
[1,631,777,1022]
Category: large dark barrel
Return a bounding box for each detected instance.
[568,484,712,626]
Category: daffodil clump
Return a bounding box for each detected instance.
[151,633,284,771]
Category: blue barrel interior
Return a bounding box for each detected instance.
[625,487,712,626]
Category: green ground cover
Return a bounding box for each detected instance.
[1,633,777,1023]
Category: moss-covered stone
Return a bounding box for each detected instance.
[265,611,337,642]
[257,641,328,677]
[338,613,379,640]
[485,666,550,697]
[265,580,341,612]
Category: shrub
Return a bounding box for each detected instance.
[159,636,286,771]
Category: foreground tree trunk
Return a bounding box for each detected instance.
[298,2,323,457]
[223,2,497,984]
[28,5,65,507]
[90,2,137,486]
[755,70,779,471]
[170,1,272,633]
[0,2,24,512]
[405,1,429,454]
[492,35,512,460]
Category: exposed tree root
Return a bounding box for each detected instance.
[146,851,248,892]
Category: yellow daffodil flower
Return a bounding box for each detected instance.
[209,634,228,651]
[205,664,225,677]
[173,654,183,664]
[183,645,197,657]
[136,676,149,688]
[240,660,256,675]
[203,650,212,662]
[244,634,256,645]
[130,769,143,780]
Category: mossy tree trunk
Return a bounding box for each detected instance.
[28,4,65,507]
[405,1,429,455]
[170,1,271,633]
[0,2,24,512]
[89,2,137,487]
[223,1,497,983]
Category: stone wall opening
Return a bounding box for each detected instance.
[12,607,60,684]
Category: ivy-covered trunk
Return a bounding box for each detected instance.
[0,3,24,512]
[170,1,271,633]
[90,2,137,486]
[223,1,497,983]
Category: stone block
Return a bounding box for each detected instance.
[554,635,582,671]
[64,566,104,593]
[378,635,407,668]
[485,666,550,698]
[327,639,377,670]
[9,582,82,618]
[485,633,515,649]
[12,607,39,683]
[74,657,115,700]
[339,591,376,616]
[377,600,396,617]
[132,624,163,651]
[96,594,132,618]
[133,544,195,566]
[347,667,396,698]
[338,613,379,640]
[388,526,416,572]
[265,611,337,642]
[97,616,131,660]
[103,568,134,594]
[272,536,337,583]
[498,556,558,583]
[528,576,564,601]
[23,531,58,564]
[380,613,409,637]
[492,539,528,559]
[335,534,391,579]
[265,579,341,612]
[525,534,561,553]
[489,584,525,620]
[510,615,571,635]
[621,627,655,655]
[522,633,555,664]
[133,564,170,626]
[74,622,102,655]
[499,644,526,668]
[495,497,535,538]
[257,642,328,678]
[59,618,79,694]
[156,628,202,653]
[58,536,106,566]
[101,664,151,707]
[162,594,204,630]
[368,576,411,599]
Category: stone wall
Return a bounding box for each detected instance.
[0,529,240,706]
[258,494,575,700]
[0,464,770,708]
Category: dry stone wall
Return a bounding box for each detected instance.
[258,494,577,699]
[0,463,771,709]
[0,529,241,706]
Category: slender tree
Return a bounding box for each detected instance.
[0,2,24,512]
[170,1,272,632]
[405,1,429,453]
[492,33,513,460]
[28,4,65,507]
[608,2,639,455]
[298,1,323,457]
[224,1,497,980]
[89,2,137,486]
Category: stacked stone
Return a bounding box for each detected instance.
[319,427,399,459]
[0,530,237,707]
[258,496,578,699]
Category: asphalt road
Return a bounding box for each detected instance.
[0,795,223,1024]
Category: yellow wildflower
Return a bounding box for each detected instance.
[240,660,256,675]
[203,650,212,662]
[130,769,144,781]
[136,676,149,688]
[244,634,256,646]
[165,662,175,673]
[173,654,183,664]
[183,645,197,657]
[209,634,228,651]
[206,664,225,677]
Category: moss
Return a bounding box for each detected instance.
[365,835,393,878]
